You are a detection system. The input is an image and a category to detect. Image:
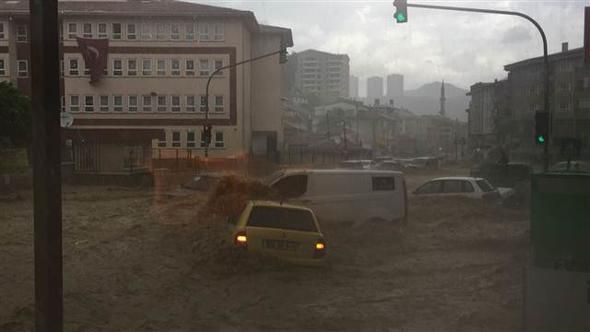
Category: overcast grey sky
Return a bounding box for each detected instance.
[202,0,586,93]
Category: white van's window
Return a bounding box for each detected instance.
[272,175,307,198]
[372,176,395,191]
[248,206,317,232]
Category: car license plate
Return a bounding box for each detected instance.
[263,239,299,251]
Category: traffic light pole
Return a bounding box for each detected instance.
[404,3,550,170]
[29,0,63,330]
[203,47,286,157]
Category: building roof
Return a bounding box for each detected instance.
[294,49,349,59]
[259,24,293,47]
[0,0,262,31]
[504,47,583,71]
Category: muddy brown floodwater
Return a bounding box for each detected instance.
[0,169,529,332]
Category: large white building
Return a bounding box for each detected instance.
[290,49,350,99]
[386,73,403,100]
[0,0,292,173]
[367,76,383,105]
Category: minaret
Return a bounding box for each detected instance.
[440,80,446,117]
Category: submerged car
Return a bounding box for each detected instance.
[413,176,510,201]
[228,201,326,263]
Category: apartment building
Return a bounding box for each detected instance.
[0,0,292,173]
[289,49,349,100]
[386,73,403,99]
[467,81,502,149]
[503,44,589,158]
[367,76,383,105]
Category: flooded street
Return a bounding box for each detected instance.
[0,169,529,331]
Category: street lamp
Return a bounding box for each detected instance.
[202,44,289,157]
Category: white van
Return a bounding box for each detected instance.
[265,169,408,224]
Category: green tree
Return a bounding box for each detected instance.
[0,81,31,147]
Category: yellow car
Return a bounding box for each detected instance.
[229,200,326,263]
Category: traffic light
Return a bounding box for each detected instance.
[203,124,212,146]
[279,45,288,64]
[393,0,408,23]
[535,111,549,145]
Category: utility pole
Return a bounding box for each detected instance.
[203,46,288,157]
[397,2,550,170]
[29,0,63,329]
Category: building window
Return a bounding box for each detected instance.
[126,24,137,40]
[214,131,224,148]
[113,59,122,76]
[69,95,80,112]
[171,24,180,40]
[83,62,90,76]
[84,96,94,112]
[82,23,92,38]
[157,137,166,148]
[127,59,137,76]
[0,59,5,76]
[213,23,224,41]
[172,131,181,147]
[185,23,194,40]
[214,59,223,75]
[0,22,5,39]
[199,95,207,112]
[187,131,196,148]
[185,96,196,112]
[214,95,224,113]
[200,131,207,147]
[17,60,28,77]
[128,95,138,112]
[171,95,180,112]
[142,95,152,112]
[199,59,209,76]
[171,59,180,76]
[559,101,570,112]
[16,25,27,42]
[199,23,209,41]
[578,98,590,109]
[98,23,107,38]
[157,95,167,112]
[156,23,167,40]
[157,59,166,76]
[68,23,77,39]
[142,59,152,76]
[185,59,195,76]
[99,95,109,112]
[141,23,152,40]
[61,96,65,112]
[112,23,122,40]
[113,95,123,112]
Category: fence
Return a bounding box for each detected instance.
[281,148,373,166]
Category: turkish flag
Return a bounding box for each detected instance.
[76,37,109,83]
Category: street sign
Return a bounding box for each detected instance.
[60,112,74,128]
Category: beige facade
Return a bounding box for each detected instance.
[0,0,292,172]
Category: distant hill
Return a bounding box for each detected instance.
[397,81,470,121]
[405,81,468,98]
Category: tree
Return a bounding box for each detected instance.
[0,81,31,148]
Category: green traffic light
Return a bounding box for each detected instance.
[395,12,407,23]
[537,135,546,144]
